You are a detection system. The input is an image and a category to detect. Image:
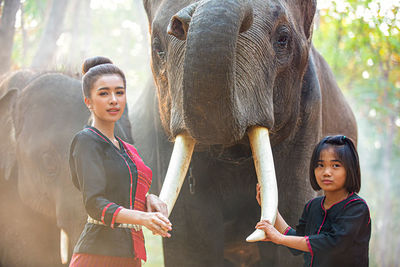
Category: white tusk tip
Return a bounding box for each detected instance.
[246,229,266,242]
[60,229,69,264]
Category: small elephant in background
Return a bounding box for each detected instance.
[0,70,133,266]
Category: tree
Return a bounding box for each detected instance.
[30,0,69,69]
[0,0,20,74]
[64,0,91,69]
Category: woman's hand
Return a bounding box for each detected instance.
[115,208,172,238]
[146,194,168,218]
[255,220,283,245]
[141,211,172,238]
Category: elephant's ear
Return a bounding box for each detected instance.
[298,0,317,42]
[0,89,18,181]
[142,0,163,30]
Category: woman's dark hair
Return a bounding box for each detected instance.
[81,56,126,98]
[309,135,361,193]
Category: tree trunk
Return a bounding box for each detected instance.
[20,1,27,64]
[30,0,69,69]
[0,0,20,74]
[65,0,91,71]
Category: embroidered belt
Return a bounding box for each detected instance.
[87,216,142,231]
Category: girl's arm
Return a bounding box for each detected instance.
[256,220,310,252]
[116,208,172,238]
[274,211,290,234]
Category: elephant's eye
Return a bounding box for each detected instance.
[152,37,167,63]
[157,51,166,61]
[275,28,290,49]
[277,34,289,47]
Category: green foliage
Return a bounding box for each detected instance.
[11,0,49,67]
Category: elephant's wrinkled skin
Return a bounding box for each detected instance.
[0,70,133,266]
[138,0,357,266]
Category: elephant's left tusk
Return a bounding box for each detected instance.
[159,134,196,216]
[60,228,69,264]
[246,126,278,242]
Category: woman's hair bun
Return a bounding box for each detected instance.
[82,56,113,75]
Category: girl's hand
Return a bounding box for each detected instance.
[146,193,168,218]
[256,220,283,244]
[256,183,261,206]
[142,212,172,238]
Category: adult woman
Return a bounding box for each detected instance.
[69,56,171,267]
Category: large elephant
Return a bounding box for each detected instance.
[0,70,133,266]
[136,0,357,266]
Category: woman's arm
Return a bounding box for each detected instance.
[115,208,172,238]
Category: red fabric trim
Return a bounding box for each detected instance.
[306,199,313,212]
[283,226,291,235]
[111,206,123,229]
[101,203,113,224]
[305,236,313,256]
[322,192,354,211]
[119,139,152,262]
[118,153,134,209]
[87,128,108,143]
[305,236,314,267]
[343,198,359,208]
[318,192,355,234]
[343,198,371,224]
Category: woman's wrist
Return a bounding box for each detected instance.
[278,231,286,245]
[116,208,146,225]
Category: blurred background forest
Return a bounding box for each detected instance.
[0,0,399,266]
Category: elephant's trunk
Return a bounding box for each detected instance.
[181,0,253,144]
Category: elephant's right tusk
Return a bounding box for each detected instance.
[159,134,196,216]
[60,228,69,264]
[246,126,278,242]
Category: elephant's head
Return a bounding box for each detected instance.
[12,73,89,263]
[144,0,317,241]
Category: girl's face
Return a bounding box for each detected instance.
[84,74,126,124]
[314,147,347,194]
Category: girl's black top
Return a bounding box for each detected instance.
[69,126,138,258]
[286,192,371,267]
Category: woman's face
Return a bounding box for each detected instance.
[85,74,126,124]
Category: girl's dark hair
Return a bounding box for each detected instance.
[309,135,361,193]
[81,56,126,98]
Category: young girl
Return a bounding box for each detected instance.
[69,56,172,267]
[256,135,371,267]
